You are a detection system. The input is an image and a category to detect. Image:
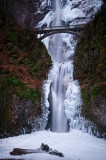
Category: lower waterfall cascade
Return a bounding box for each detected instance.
[38,0,103,135]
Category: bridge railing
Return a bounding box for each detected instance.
[35,24,84,31]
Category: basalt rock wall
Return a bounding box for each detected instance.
[74,3,106,137]
[0,5,51,138]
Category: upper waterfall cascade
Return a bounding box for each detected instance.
[40,0,102,134]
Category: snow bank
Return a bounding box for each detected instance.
[0,130,106,160]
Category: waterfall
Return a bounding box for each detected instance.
[39,0,102,134]
[48,0,69,132]
[41,0,82,133]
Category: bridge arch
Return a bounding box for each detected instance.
[38,30,81,40]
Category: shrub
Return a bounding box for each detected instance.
[8,76,20,86]
[8,31,17,41]
[91,84,105,96]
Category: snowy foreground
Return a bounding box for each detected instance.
[0,130,106,160]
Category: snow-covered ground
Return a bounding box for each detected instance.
[0,130,106,160]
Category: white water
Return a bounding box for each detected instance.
[48,0,69,132]
[41,0,84,133]
[41,0,103,135]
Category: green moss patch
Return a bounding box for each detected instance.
[91,83,106,97]
[7,75,41,102]
[81,86,92,119]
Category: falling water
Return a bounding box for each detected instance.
[48,0,70,132]
[40,0,102,135]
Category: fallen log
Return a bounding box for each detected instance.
[10,148,44,155]
[10,143,64,157]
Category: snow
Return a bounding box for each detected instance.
[40,0,51,8]
[40,0,47,8]
[62,7,85,22]
[47,0,51,6]
[0,130,106,160]
[36,11,55,27]
[62,0,102,24]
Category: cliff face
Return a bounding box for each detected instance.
[0,0,51,29]
[74,4,106,137]
[0,13,51,138]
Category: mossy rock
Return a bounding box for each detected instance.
[81,86,92,119]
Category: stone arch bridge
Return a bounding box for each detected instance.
[35,25,84,40]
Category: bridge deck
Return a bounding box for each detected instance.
[35,25,84,34]
[35,25,84,40]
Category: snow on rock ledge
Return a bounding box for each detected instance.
[62,0,103,25]
[62,7,85,22]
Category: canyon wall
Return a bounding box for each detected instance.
[74,3,106,137]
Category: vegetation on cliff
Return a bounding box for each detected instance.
[0,13,51,137]
[74,4,106,137]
